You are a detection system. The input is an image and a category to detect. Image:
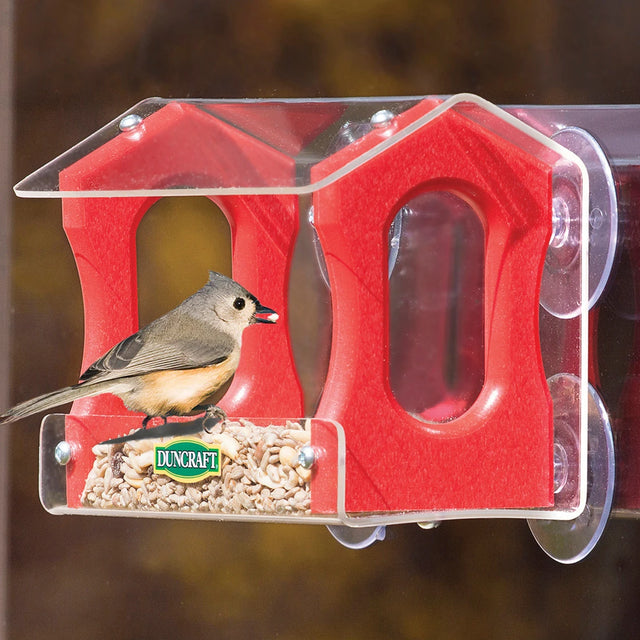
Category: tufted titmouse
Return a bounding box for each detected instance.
[0,271,278,425]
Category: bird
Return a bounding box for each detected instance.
[0,271,278,426]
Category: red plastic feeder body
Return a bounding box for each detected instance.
[309,99,557,515]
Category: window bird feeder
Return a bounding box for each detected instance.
[16,94,626,563]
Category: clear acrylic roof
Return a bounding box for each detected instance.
[14,94,584,198]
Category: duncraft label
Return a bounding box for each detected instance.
[154,439,221,483]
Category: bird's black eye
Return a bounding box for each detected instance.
[233,297,246,311]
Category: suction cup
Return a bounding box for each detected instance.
[528,381,615,564]
[327,524,386,549]
[541,127,618,318]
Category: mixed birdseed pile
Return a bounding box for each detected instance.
[81,419,312,516]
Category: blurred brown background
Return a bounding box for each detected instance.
[6,1,640,638]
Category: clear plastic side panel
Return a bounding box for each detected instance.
[40,414,344,524]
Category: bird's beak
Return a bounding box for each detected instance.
[253,303,279,324]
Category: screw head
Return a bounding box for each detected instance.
[298,445,315,469]
[119,113,143,132]
[370,109,394,128]
[54,441,72,466]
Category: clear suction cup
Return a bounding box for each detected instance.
[327,524,387,549]
[541,127,618,318]
[528,380,615,564]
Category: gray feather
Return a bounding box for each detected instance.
[0,379,119,423]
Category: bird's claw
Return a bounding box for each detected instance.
[203,405,227,433]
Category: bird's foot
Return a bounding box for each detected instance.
[203,405,227,433]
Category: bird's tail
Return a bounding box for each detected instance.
[0,381,112,424]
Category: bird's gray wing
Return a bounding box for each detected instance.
[80,320,235,383]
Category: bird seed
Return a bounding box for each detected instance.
[81,419,312,516]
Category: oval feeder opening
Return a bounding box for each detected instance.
[389,191,485,423]
[136,196,232,326]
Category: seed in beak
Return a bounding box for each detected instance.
[254,304,279,324]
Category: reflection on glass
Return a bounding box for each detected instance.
[389,191,484,423]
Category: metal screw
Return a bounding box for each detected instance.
[119,113,143,132]
[54,441,72,466]
[298,445,316,469]
[370,109,394,128]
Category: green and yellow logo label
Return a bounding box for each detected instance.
[154,439,221,483]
